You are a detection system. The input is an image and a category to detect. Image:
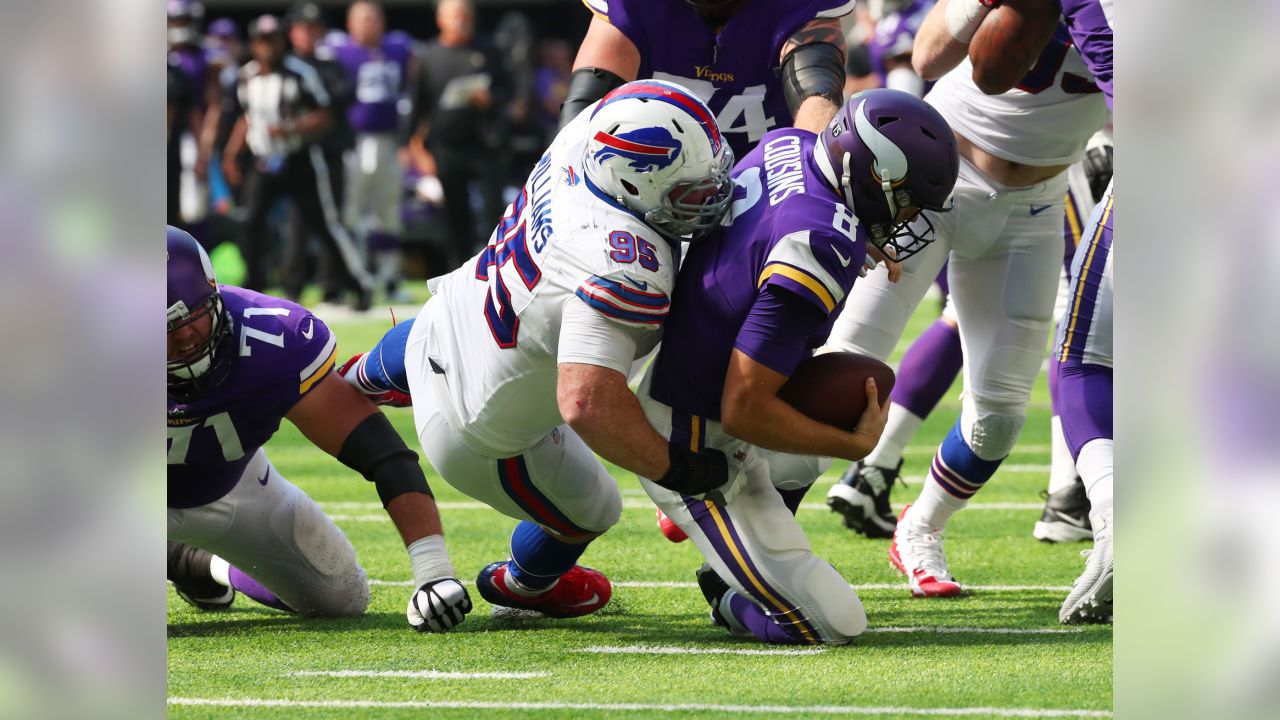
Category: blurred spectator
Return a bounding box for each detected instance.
[493,11,546,194]
[222,15,374,309]
[329,0,414,300]
[534,39,572,137]
[167,0,216,244]
[407,0,506,268]
[285,1,358,303]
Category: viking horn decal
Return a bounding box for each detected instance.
[854,98,908,188]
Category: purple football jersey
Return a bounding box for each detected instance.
[589,0,855,159]
[329,36,413,133]
[168,46,208,103]
[167,287,338,509]
[1060,0,1113,110]
[648,129,867,419]
[868,0,933,85]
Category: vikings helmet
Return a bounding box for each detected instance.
[583,80,734,240]
[167,227,232,399]
[815,89,959,261]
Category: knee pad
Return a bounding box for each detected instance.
[963,411,1026,460]
[800,558,867,643]
[765,451,829,492]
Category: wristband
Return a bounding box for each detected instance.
[408,535,456,588]
[945,0,994,43]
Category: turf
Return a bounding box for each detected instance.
[167,290,1113,718]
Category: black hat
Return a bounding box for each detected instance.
[248,14,284,39]
[287,2,325,26]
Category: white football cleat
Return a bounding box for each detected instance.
[889,504,963,598]
[1060,507,1113,624]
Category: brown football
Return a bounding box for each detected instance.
[777,352,895,432]
[967,0,1062,95]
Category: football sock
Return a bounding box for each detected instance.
[890,317,963,419]
[1056,362,1114,461]
[913,417,1004,529]
[777,484,811,516]
[354,320,414,394]
[507,521,589,594]
[865,404,923,470]
[727,593,806,645]
[1047,415,1079,495]
[227,566,293,612]
[1076,438,1113,527]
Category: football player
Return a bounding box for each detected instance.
[822,0,1110,597]
[638,89,958,644]
[562,0,854,160]
[340,81,735,618]
[166,227,470,632]
[1055,0,1113,624]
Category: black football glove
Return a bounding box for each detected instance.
[406,577,472,632]
[654,443,730,497]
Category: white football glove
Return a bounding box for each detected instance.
[406,577,472,632]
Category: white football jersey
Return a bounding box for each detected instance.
[410,108,678,456]
[925,25,1111,167]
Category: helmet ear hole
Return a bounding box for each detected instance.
[620,179,639,196]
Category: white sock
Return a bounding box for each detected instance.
[865,404,923,469]
[1047,416,1079,495]
[910,475,968,530]
[209,555,231,588]
[1076,438,1113,528]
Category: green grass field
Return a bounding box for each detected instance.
[167,292,1113,719]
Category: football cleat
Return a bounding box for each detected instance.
[1033,478,1093,543]
[337,353,412,407]
[657,508,688,543]
[695,563,752,638]
[889,505,963,598]
[167,541,235,611]
[1060,508,1113,624]
[827,459,902,539]
[476,561,611,618]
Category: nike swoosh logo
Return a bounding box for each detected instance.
[1054,513,1088,528]
[257,469,269,486]
[569,592,600,608]
[1030,205,1053,216]
[621,275,649,291]
[301,318,314,340]
[832,246,852,267]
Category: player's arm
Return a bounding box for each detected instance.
[912,0,998,80]
[559,16,638,129]
[720,288,886,461]
[221,115,247,187]
[558,291,729,497]
[967,0,1059,95]
[779,17,847,134]
[286,372,471,632]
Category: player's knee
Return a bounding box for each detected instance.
[801,558,867,643]
[964,411,1026,461]
[302,565,371,618]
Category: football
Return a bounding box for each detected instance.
[967,0,1062,94]
[777,352,896,431]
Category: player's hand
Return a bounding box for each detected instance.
[851,378,889,455]
[866,244,903,283]
[406,577,472,632]
[655,444,730,496]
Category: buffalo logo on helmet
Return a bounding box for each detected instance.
[591,127,682,172]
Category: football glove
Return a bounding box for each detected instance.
[407,577,472,632]
[654,444,730,497]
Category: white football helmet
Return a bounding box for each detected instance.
[582,80,734,240]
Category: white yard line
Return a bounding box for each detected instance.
[169,697,1111,717]
[289,670,547,680]
[576,644,826,656]
[367,579,1072,592]
[325,500,1042,518]
[865,627,1084,635]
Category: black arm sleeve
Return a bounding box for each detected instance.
[337,412,433,507]
[558,67,627,131]
[780,41,846,117]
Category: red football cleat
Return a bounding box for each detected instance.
[476,561,612,618]
[657,508,688,543]
[337,353,412,407]
[888,504,963,598]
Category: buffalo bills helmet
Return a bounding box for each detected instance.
[167,227,232,400]
[582,80,734,240]
[815,89,959,261]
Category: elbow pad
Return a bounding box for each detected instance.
[337,412,432,507]
[781,42,846,116]
[559,67,627,130]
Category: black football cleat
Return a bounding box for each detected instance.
[826,459,902,539]
[695,563,731,629]
[167,541,235,611]
[1033,477,1093,543]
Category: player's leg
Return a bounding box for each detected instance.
[892,172,1063,596]
[829,292,963,538]
[167,448,370,617]
[370,135,407,300]
[300,146,375,309]
[237,166,279,292]
[1056,185,1114,623]
[338,318,415,406]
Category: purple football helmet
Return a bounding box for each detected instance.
[167,226,231,399]
[815,89,959,262]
